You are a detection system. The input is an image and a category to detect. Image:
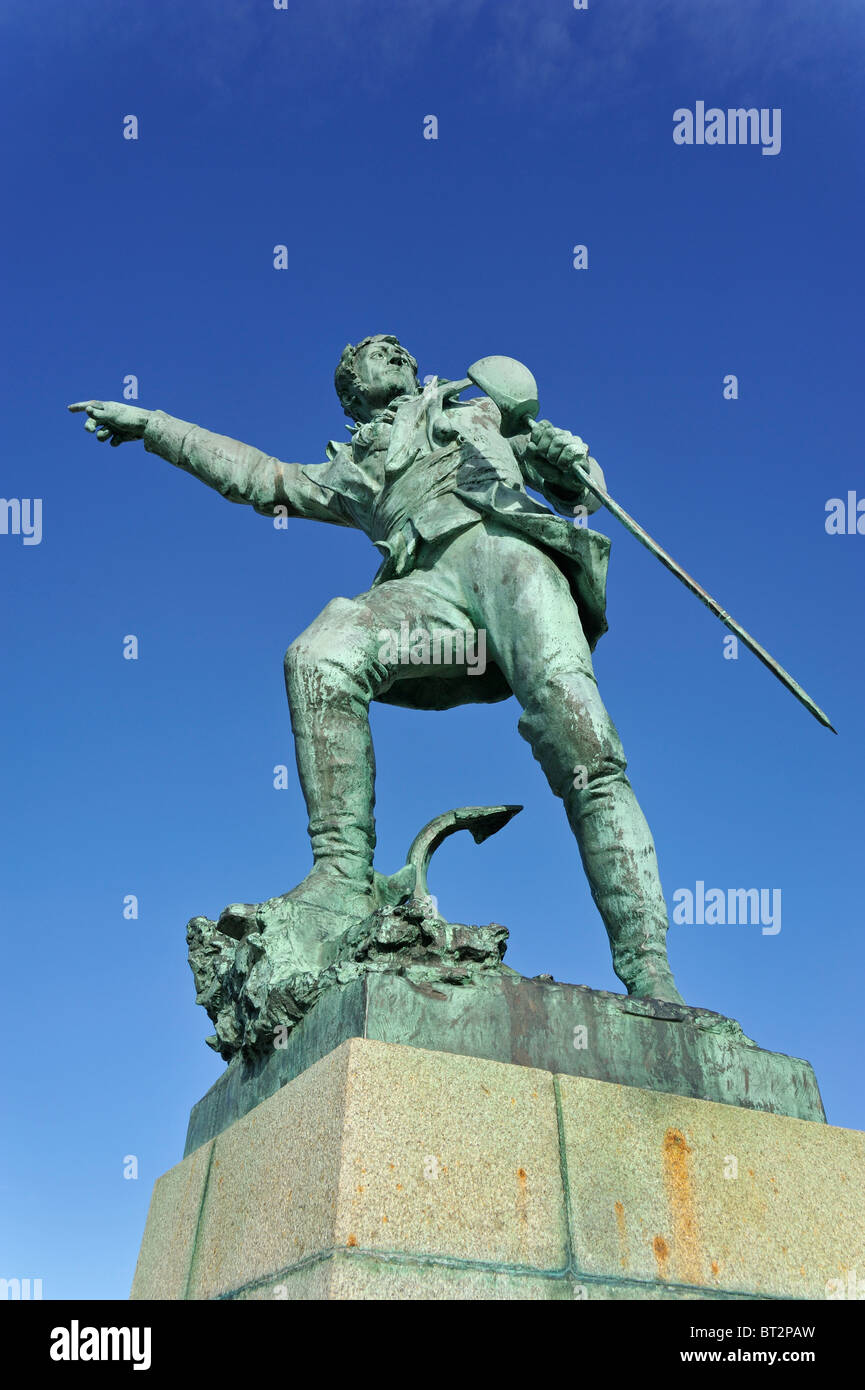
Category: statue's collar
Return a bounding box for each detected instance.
[349,379,463,452]
[348,393,420,450]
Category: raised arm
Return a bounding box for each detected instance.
[67,401,354,527]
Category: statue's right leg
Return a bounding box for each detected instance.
[216,595,384,953]
[264,580,467,952]
[283,596,381,893]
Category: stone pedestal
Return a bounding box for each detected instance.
[183,973,825,1156]
[132,1037,864,1301]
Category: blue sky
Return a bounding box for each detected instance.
[1,0,863,1299]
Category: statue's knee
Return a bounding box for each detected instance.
[574,721,628,786]
[519,672,627,784]
[284,615,376,702]
[284,626,338,698]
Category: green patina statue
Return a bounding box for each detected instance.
[69,334,688,1054]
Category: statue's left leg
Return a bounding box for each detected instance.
[461,524,685,1004]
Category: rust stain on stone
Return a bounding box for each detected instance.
[346,1233,358,1248]
[515,1167,529,1232]
[662,1127,702,1286]
[652,1234,670,1277]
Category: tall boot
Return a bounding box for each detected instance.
[562,774,684,1004]
[518,673,685,1005]
[280,639,379,924]
[218,644,379,963]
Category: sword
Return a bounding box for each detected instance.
[452,355,836,734]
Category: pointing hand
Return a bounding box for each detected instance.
[67,400,151,447]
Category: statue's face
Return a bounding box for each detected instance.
[353,339,418,414]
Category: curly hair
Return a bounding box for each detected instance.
[334,334,419,423]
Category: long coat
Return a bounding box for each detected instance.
[143,383,611,712]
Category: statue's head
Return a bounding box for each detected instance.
[335,334,420,423]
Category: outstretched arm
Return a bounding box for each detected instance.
[67,401,354,527]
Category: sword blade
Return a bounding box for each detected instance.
[555,440,837,734]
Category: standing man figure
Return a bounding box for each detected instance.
[70,334,685,1003]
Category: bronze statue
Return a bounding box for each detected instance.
[71,334,691,1010]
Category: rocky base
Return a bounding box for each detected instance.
[188,897,509,1062]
